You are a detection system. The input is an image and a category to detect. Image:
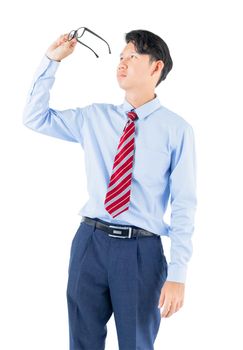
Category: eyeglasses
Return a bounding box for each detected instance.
[67,26,111,58]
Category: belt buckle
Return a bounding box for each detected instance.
[108,225,132,239]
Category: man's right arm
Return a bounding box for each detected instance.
[22,34,84,144]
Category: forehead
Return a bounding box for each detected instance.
[120,41,138,55]
[119,42,151,63]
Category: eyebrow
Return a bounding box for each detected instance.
[119,51,138,57]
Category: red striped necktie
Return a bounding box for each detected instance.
[104,110,138,218]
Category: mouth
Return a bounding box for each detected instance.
[118,74,127,78]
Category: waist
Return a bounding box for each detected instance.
[82,216,158,239]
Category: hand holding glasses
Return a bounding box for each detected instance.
[67,27,111,58]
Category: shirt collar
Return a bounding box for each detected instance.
[120,94,161,120]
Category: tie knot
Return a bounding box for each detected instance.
[127,111,138,122]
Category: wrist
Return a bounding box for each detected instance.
[45,53,61,62]
[166,263,187,283]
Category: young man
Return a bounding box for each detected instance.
[23,29,197,350]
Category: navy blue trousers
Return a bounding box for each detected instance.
[66,218,168,350]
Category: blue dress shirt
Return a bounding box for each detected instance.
[22,55,197,283]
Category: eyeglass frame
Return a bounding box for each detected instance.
[67,26,111,58]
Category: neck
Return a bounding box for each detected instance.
[125,91,156,109]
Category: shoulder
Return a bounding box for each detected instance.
[73,102,117,124]
[79,102,117,116]
[157,104,193,131]
[156,104,195,150]
[89,102,117,111]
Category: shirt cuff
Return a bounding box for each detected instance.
[26,54,61,100]
[45,54,61,62]
[166,263,187,283]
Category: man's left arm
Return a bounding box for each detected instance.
[158,123,197,317]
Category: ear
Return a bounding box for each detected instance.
[151,60,164,76]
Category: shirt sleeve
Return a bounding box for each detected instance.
[22,55,84,146]
[167,123,197,283]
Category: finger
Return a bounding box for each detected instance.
[171,299,183,315]
[161,301,172,318]
[70,40,77,48]
[166,301,177,317]
[60,34,68,43]
[158,290,165,308]
[158,288,165,308]
[63,39,77,51]
[161,305,171,318]
[57,34,68,46]
[71,37,77,43]
[62,34,70,42]
[58,34,65,41]
[174,301,181,313]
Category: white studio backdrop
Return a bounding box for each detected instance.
[0,0,243,349]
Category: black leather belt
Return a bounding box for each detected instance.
[82,216,156,239]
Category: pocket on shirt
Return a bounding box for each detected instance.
[133,146,170,185]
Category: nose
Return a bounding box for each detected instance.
[118,58,128,71]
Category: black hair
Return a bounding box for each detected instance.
[125,29,173,86]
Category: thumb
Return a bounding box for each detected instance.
[61,37,77,53]
[50,34,69,50]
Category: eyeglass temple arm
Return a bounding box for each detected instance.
[76,39,99,58]
[84,28,111,54]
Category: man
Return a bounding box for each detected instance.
[23,29,197,350]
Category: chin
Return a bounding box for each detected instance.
[118,85,126,91]
[117,82,127,91]
[117,79,132,90]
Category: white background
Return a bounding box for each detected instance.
[0,0,242,349]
